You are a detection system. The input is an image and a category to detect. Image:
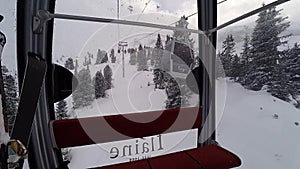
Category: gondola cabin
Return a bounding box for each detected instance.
[161,39,194,79]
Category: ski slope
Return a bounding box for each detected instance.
[217,80,300,169]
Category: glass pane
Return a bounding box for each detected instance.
[217,1,300,169]
[53,1,200,168]
[0,0,19,137]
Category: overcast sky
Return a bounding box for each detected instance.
[0,0,299,70]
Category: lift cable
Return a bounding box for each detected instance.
[137,0,152,22]
[125,0,152,39]
[210,0,290,33]
[135,11,198,42]
[33,0,290,37]
[217,0,228,5]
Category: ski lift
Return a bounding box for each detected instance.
[161,39,194,79]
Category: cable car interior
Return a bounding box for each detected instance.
[0,0,297,169]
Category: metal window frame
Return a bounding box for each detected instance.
[16,0,215,168]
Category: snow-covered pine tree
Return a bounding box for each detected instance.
[216,52,225,79]
[173,16,194,46]
[83,56,89,67]
[72,68,94,108]
[74,59,79,75]
[165,78,181,109]
[165,34,171,46]
[246,5,290,91]
[137,44,148,71]
[219,34,236,77]
[129,48,137,65]
[94,70,106,99]
[230,54,241,81]
[285,43,300,107]
[239,34,251,85]
[104,65,113,90]
[55,99,69,120]
[95,49,106,65]
[153,69,165,89]
[55,100,72,162]
[268,62,290,102]
[101,53,109,63]
[1,66,18,133]
[110,49,116,63]
[152,34,165,88]
[64,57,75,70]
[153,34,163,68]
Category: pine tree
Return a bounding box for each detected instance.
[285,43,300,107]
[239,34,251,85]
[230,54,241,81]
[246,5,290,90]
[165,78,181,109]
[104,65,113,90]
[129,48,137,65]
[74,59,79,75]
[137,44,147,71]
[165,35,171,46]
[216,52,225,79]
[72,68,94,108]
[94,70,106,99]
[173,16,194,46]
[1,66,18,133]
[55,100,72,162]
[153,34,163,68]
[153,69,165,89]
[101,53,109,63]
[64,57,75,70]
[110,49,116,63]
[55,100,70,120]
[219,34,236,77]
[95,49,106,64]
[268,63,290,101]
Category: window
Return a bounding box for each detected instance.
[52,1,200,168]
[217,1,300,169]
[0,0,19,137]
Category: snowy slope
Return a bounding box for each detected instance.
[217,80,300,169]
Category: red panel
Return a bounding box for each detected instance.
[187,145,241,169]
[51,107,201,148]
[148,151,201,169]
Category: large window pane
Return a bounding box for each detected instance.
[53,1,200,168]
[217,1,300,169]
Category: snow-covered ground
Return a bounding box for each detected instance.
[217,80,300,169]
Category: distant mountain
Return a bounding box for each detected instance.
[217,25,300,53]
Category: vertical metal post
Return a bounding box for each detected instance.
[117,0,120,40]
[198,0,217,146]
[16,0,60,168]
[118,41,128,78]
